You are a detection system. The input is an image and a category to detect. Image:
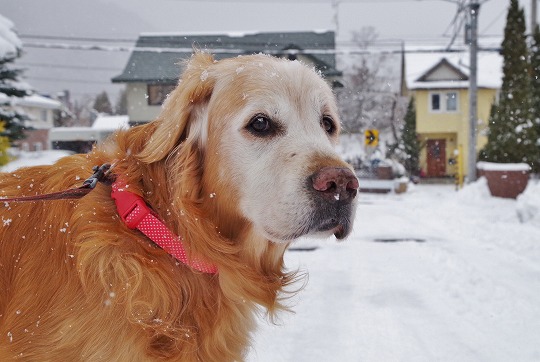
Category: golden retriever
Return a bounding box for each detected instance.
[0,52,358,361]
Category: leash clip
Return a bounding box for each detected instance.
[83,164,113,189]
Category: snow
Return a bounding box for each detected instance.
[0,150,72,173]
[477,161,531,172]
[140,29,332,38]
[0,93,61,109]
[91,114,129,130]
[1,151,539,361]
[0,13,21,60]
[13,94,62,109]
[249,180,540,362]
[516,181,540,227]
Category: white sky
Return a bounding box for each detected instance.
[0,0,526,102]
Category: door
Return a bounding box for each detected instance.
[426,139,446,177]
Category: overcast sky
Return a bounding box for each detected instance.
[0,0,525,104]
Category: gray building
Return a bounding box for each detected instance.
[112,31,342,125]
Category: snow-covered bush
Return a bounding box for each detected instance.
[516,180,540,226]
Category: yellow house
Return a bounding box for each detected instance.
[405,52,502,178]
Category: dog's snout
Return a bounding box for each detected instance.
[311,167,359,202]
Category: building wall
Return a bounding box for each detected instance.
[414,87,496,177]
[126,83,163,124]
[17,129,49,151]
[19,106,55,130]
[14,106,56,150]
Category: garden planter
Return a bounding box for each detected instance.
[477,162,530,199]
[377,165,393,180]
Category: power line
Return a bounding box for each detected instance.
[19,34,136,44]
[164,0,450,2]
[19,62,122,72]
[480,6,506,34]
[28,76,117,85]
[22,40,500,55]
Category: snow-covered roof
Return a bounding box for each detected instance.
[0,93,62,109]
[406,51,502,90]
[17,94,62,109]
[91,114,129,130]
[140,29,332,38]
[112,31,341,83]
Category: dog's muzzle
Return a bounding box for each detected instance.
[308,166,359,239]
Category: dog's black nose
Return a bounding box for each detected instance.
[311,167,359,202]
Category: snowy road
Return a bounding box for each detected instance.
[249,183,540,362]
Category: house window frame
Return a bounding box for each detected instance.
[429,90,459,113]
[147,83,176,106]
[40,109,48,122]
[445,91,458,112]
[430,93,441,112]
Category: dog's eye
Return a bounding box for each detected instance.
[247,114,273,136]
[322,116,336,135]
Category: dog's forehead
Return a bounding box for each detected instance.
[243,57,328,92]
[213,56,337,114]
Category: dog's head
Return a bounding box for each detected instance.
[139,52,358,244]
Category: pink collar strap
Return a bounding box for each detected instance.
[111,181,218,274]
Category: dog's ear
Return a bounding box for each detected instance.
[138,51,216,163]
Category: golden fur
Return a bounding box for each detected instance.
[0,52,355,361]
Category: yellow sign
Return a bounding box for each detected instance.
[364,129,379,147]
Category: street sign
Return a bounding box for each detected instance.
[364,129,379,147]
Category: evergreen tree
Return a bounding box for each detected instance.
[0,14,30,165]
[93,91,113,114]
[400,97,420,176]
[529,24,540,159]
[387,97,420,177]
[480,0,540,171]
[530,25,540,119]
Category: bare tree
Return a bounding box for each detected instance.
[72,95,95,127]
[336,27,407,145]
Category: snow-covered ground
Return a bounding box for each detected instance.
[2,151,539,361]
[250,180,540,362]
[0,150,72,173]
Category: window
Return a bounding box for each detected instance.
[446,92,457,111]
[430,91,459,112]
[147,84,176,106]
[431,94,440,111]
[40,110,48,122]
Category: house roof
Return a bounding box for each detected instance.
[0,93,62,109]
[91,114,129,130]
[112,31,341,84]
[405,51,502,90]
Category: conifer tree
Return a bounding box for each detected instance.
[529,24,540,159]
[93,91,113,114]
[530,25,540,119]
[400,97,420,177]
[480,0,540,172]
[0,14,30,165]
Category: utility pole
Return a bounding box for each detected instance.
[332,0,340,38]
[533,0,538,34]
[467,0,480,183]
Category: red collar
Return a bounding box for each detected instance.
[111,181,218,274]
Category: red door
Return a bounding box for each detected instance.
[426,139,446,177]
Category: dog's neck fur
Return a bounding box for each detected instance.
[89,123,300,360]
